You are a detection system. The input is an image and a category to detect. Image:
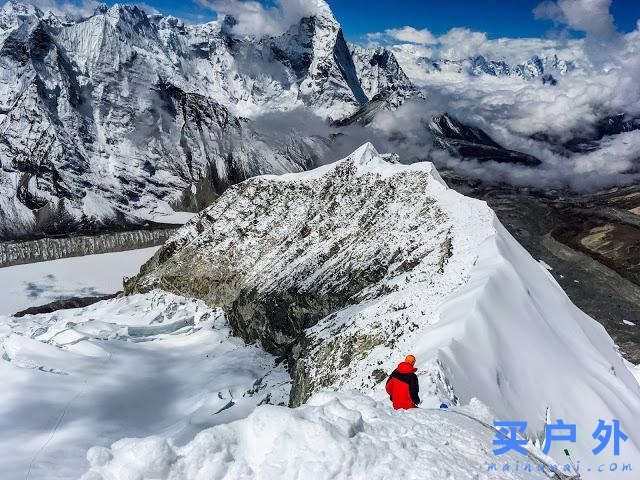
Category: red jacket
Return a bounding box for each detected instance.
[385,362,421,409]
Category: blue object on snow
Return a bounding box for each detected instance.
[439,403,448,409]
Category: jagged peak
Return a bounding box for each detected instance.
[1,1,43,17]
[284,0,334,26]
[105,3,148,21]
[93,3,108,16]
[152,14,185,30]
[40,9,63,27]
[311,0,333,16]
[346,141,380,166]
[266,143,441,185]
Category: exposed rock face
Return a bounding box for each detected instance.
[532,113,640,154]
[13,292,118,316]
[125,143,455,359]
[428,113,542,167]
[332,89,422,127]
[350,45,420,101]
[125,144,478,404]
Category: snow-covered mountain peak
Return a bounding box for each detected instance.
[93,3,108,15]
[124,143,640,468]
[0,0,42,17]
[105,3,148,23]
[350,141,383,166]
[328,142,405,176]
[309,0,334,19]
[0,0,41,32]
[270,142,431,184]
[100,2,157,39]
[0,0,419,239]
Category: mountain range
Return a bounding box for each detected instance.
[2,0,640,361]
[0,0,417,239]
[3,0,637,242]
[414,52,575,84]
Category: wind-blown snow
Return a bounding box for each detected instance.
[0,290,289,480]
[82,392,556,480]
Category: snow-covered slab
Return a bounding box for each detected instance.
[82,392,554,480]
[0,246,159,315]
[132,204,199,225]
[0,291,289,480]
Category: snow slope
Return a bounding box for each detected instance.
[0,291,289,479]
[126,143,640,477]
[0,245,159,315]
[82,392,558,480]
[4,144,640,479]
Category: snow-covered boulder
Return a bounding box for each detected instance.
[126,143,640,468]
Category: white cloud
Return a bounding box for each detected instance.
[365,25,540,62]
[533,0,616,39]
[437,28,490,59]
[195,0,331,38]
[531,0,640,114]
[366,26,437,46]
[359,0,640,191]
[384,26,437,45]
[533,0,623,67]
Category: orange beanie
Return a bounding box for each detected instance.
[405,354,416,365]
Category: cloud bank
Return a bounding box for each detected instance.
[355,0,640,191]
[367,26,437,45]
[195,0,330,37]
[533,0,616,39]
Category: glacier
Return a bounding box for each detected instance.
[0,290,289,479]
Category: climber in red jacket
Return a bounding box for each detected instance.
[385,354,421,409]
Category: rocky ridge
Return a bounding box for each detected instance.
[124,143,640,466]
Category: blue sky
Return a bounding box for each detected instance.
[332,0,640,40]
[118,0,640,40]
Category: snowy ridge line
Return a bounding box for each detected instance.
[0,229,174,267]
[123,142,640,477]
[80,391,563,480]
[445,409,579,479]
